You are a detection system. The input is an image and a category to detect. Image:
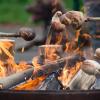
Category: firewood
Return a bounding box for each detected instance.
[0,67,34,89]
[66,69,96,90]
[37,73,61,90]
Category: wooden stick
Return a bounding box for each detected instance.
[0,27,35,41]
[45,25,53,44]
[86,17,100,21]
[0,67,34,89]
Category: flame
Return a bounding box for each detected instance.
[64,30,80,53]
[32,57,42,73]
[15,76,46,90]
[0,40,30,77]
[58,62,82,88]
[31,29,86,90]
[44,46,60,61]
[0,41,14,59]
[55,33,63,44]
[0,61,6,77]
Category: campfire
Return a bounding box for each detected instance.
[0,11,100,91]
[0,32,95,90]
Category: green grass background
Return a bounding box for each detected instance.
[0,0,83,25]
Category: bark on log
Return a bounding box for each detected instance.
[0,67,34,89]
[66,69,96,90]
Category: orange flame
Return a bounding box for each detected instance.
[58,62,82,88]
[15,76,46,90]
[0,40,30,77]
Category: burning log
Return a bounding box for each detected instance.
[15,55,85,91]
[58,55,85,90]
[67,69,95,90]
[32,56,66,79]
[0,67,34,89]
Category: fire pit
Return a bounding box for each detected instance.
[0,40,99,99]
[0,11,100,100]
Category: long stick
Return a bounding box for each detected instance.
[46,26,55,44]
[86,17,100,21]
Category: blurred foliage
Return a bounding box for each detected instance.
[0,0,83,25]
